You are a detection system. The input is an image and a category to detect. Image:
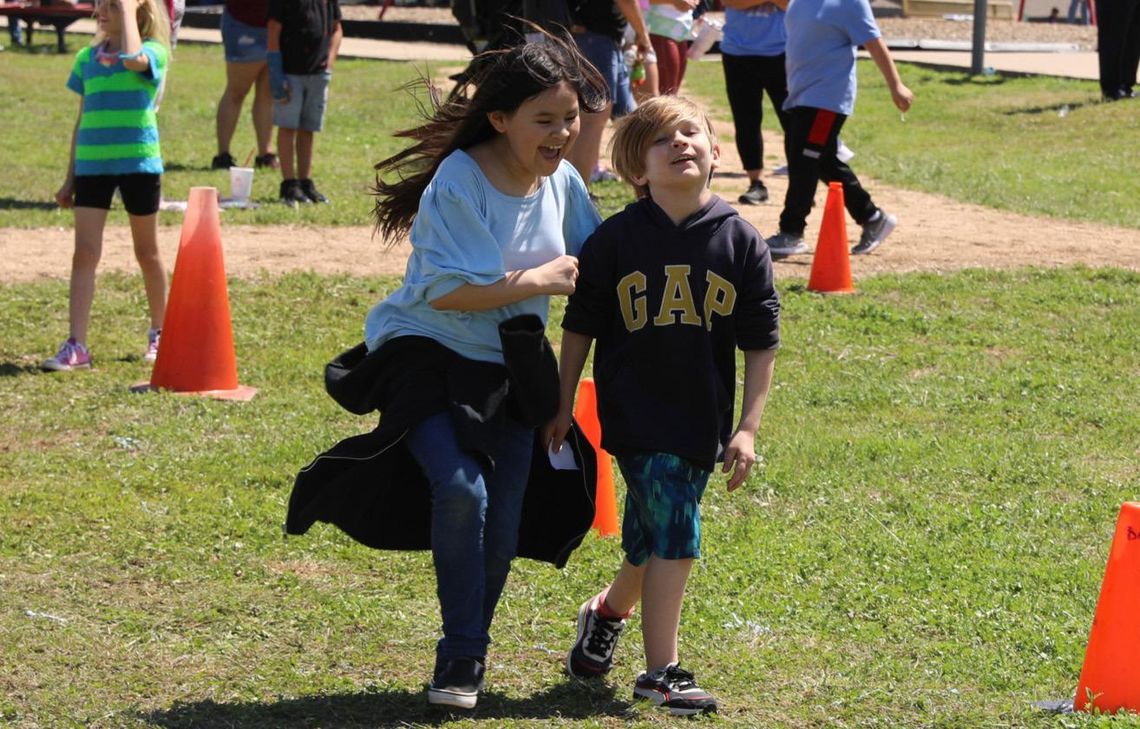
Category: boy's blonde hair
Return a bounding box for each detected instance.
[92,0,171,49]
[610,95,718,192]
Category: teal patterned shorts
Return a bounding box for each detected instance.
[617,452,711,565]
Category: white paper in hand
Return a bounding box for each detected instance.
[547,443,579,471]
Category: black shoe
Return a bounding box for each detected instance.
[299,178,329,204]
[566,592,626,678]
[211,152,236,170]
[738,179,769,205]
[279,179,309,207]
[634,664,718,716]
[254,153,278,169]
[428,656,485,709]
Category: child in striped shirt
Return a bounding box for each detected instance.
[44,0,171,372]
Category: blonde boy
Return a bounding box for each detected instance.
[544,96,780,715]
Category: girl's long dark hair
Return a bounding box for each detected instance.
[371,27,608,244]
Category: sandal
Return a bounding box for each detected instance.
[255,153,279,169]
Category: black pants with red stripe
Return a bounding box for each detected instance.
[778,106,878,237]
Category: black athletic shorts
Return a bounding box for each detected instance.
[74,173,162,215]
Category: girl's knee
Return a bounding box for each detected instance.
[72,240,102,269]
[433,474,487,521]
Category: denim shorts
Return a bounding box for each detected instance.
[574,30,637,118]
[617,452,711,565]
[221,10,267,64]
[273,71,332,131]
[74,173,161,215]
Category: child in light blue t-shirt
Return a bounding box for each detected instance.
[719,0,790,206]
[364,32,609,711]
[766,0,914,259]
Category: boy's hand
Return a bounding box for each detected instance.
[722,429,757,491]
[891,82,914,113]
[542,408,574,454]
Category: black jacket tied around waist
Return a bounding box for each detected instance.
[285,314,599,568]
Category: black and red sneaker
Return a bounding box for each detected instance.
[633,664,718,716]
[566,592,627,678]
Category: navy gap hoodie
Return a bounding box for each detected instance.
[562,195,780,470]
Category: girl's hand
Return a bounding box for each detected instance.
[672,0,699,10]
[542,408,574,455]
[534,255,579,296]
[721,429,757,491]
[55,179,75,209]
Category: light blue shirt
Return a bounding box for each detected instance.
[720,4,786,57]
[783,0,879,116]
[365,150,601,364]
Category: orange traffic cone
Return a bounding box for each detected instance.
[574,378,619,537]
[134,187,256,400]
[807,181,856,294]
[1074,503,1140,713]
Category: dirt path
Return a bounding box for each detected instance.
[2,122,1136,284]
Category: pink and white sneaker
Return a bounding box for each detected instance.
[41,338,91,372]
[144,328,161,362]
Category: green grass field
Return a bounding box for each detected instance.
[3,32,1140,729]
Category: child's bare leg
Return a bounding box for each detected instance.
[640,555,693,671]
[296,129,314,180]
[602,558,646,615]
[68,207,108,343]
[128,212,166,330]
[251,68,274,157]
[278,127,297,180]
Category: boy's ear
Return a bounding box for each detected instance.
[711,142,721,171]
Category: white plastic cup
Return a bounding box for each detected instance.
[229,166,254,202]
[687,18,723,61]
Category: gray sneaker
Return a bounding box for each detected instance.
[766,231,809,258]
[737,180,769,205]
[852,211,897,255]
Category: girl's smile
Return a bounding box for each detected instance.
[486,81,581,195]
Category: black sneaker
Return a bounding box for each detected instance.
[633,664,718,716]
[566,592,626,678]
[211,152,236,170]
[428,656,485,709]
[254,153,278,169]
[299,178,329,204]
[852,210,897,255]
[279,179,309,207]
[738,179,768,205]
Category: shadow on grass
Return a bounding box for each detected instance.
[142,681,627,728]
[1002,100,1096,116]
[941,74,1008,87]
[0,197,58,211]
[0,362,40,377]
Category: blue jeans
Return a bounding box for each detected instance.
[574,30,637,117]
[405,412,534,661]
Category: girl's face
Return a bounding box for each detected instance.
[95,0,124,37]
[489,81,581,184]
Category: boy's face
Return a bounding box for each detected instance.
[631,117,719,196]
